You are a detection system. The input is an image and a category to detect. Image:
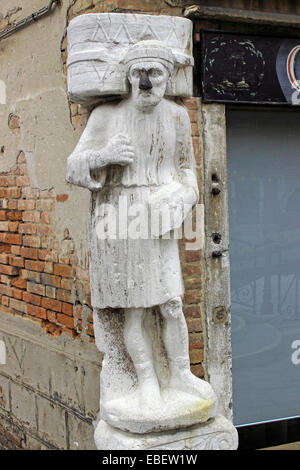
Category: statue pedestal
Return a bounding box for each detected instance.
[101,388,215,434]
[94,415,238,450]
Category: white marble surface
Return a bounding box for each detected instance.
[66,15,234,450]
[67,13,193,104]
[95,415,239,450]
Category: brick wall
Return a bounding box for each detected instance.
[0,150,94,343]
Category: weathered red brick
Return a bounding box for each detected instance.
[184,305,201,318]
[17,200,35,211]
[0,284,13,296]
[20,269,41,283]
[11,245,21,255]
[10,277,27,289]
[43,262,53,274]
[1,296,9,307]
[23,291,41,306]
[45,285,56,299]
[47,310,57,323]
[19,223,37,234]
[37,249,51,261]
[186,317,202,333]
[20,247,38,259]
[0,221,9,231]
[0,264,18,276]
[27,304,47,319]
[16,176,30,187]
[184,278,202,290]
[56,288,72,303]
[192,136,201,166]
[21,187,39,199]
[184,289,202,304]
[188,110,198,123]
[7,211,22,221]
[189,349,204,364]
[9,298,27,313]
[27,281,45,296]
[36,225,50,236]
[61,278,71,291]
[58,254,70,265]
[56,194,68,202]
[61,302,73,316]
[57,313,74,329]
[40,273,61,288]
[24,259,44,272]
[0,233,22,245]
[0,188,21,199]
[189,333,204,350]
[12,288,23,300]
[182,263,201,277]
[22,211,40,223]
[183,97,198,110]
[40,212,51,224]
[0,253,8,264]
[8,256,24,268]
[0,244,11,254]
[0,176,16,187]
[191,364,204,378]
[36,199,54,211]
[0,274,12,284]
[184,250,201,262]
[54,264,72,278]
[41,297,61,312]
[23,235,40,248]
[86,323,94,337]
[8,200,17,210]
[8,221,19,232]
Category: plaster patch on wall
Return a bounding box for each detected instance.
[15,87,67,104]
[24,151,38,188]
[0,340,6,365]
[0,80,6,105]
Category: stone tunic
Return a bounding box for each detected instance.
[66,98,198,308]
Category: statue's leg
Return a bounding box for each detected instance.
[160,297,217,404]
[124,307,161,408]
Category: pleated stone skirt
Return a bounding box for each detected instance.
[89,185,184,309]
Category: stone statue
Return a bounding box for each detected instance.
[66,13,238,450]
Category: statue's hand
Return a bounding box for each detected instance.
[106,134,135,167]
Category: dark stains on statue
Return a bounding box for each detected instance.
[139,69,153,90]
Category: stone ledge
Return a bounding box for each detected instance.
[184,5,300,28]
[95,414,238,450]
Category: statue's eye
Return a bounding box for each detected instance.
[131,69,140,78]
[149,69,162,77]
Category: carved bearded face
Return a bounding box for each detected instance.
[128,61,169,109]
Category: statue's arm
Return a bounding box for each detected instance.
[149,106,199,237]
[175,106,199,207]
[66,105,134,191]
[66,106,109,191]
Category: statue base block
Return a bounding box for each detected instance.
[101,388,215,434]
[94,415,238,450]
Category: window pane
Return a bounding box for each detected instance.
[227,109,300,426]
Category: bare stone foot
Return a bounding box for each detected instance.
[169,369,217,405]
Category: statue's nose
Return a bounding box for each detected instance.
[139,69,152,90]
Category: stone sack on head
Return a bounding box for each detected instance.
[67,13,194,105]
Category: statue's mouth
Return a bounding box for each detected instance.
[139,90,152,96]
